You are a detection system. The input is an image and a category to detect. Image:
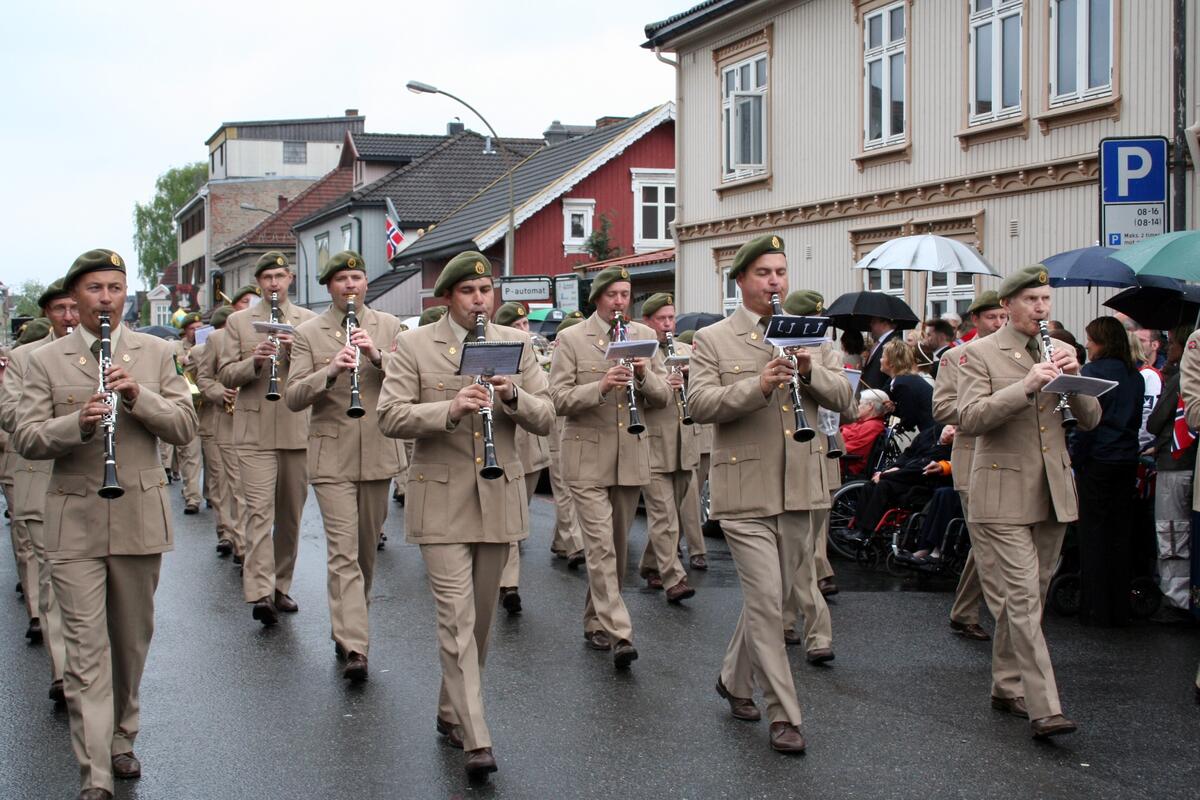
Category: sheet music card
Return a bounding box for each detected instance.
[252,321,296,335]
[766,315,831,348]
[1041,374,1117,398]
[604,340,659,361]
[194,325,215,346]
[457,341,525,376]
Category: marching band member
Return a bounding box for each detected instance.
[163,313,204,514]
[193,305,235,556]
[547,312,587,568]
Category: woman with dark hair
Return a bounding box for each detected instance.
[1071,316,1144,627]
[880,339,935,433]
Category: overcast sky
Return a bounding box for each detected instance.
[0,0,684,294]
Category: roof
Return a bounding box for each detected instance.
[643,0,757,48]
[206,114,365,146]
[398,103,675,262]
[297,132,544,230]
[213,167,354,262]
[349,133,448,163]
[364,266,421,306]
[581,248,675,272]
[160,261,179,285]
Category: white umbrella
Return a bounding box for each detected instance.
[854,234,999,276]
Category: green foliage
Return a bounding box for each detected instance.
[12,280,46,317]
[583,212,621,262]
[139,299,150,327]
[132,162,207,287]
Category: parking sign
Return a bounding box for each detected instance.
[1098,136,1169,248]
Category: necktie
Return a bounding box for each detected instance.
[1026,339,1041,363]
[90,340,102,362]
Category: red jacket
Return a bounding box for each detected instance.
[841,417,885,475]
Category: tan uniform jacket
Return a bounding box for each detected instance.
[549,312,671,487]
[689,305,854,519]
[190,341,223,438]
[1178,329,1200,509]
[957,324,1100,525]
[200,329,237,444]
[0,337,55,519]
[285,306,406,483]
[511,330,551,474]
[932,342,974,492]
[376,315,554,544]
[645,340,701,473]
[217,298,316,450]
[12,329,197,558]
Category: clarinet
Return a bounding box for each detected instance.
[613,312,646,435]
[664,330,693,425]
[473,314,504,479]
[1037,320,1077,430]
[265,291,281,401]
[97,313,124,499]
[345,295,365,418]
[769,293,817,442]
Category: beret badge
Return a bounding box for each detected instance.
[771,236,781,249]
[475,261,486,275]
[348,256,358,268]
[109,252,122,267]
[276,256,285,266]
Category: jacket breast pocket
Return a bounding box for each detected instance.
[139,467,171,548]
[407,463,449,537]
[421,375,458,402]
[44,474,90,553]
[560,427,600,481]
[50,387,87,419]
[718,360,759,387]
[575,361,605,386]
[973,453,1023,519]
[709,444,764,517]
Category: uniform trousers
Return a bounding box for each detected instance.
[237,448,307,603]
[637,470,692,587]
[548,453,583,556]
[949,492,985,626]
[218,442,246,554]
[28,520,66,681]
[53,554,161,794]
[500,471,541,589]
[10,517,38,621]
[573,484,641,642]
[420,542,509,752]
[200,437,229,542]
[812,507,834,582]
[970,520,1066,720]
[721,511,830,725]
[313,480,389,656]
[784,508,835,634]
[159,439,202,506]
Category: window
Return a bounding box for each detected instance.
[283,141,307,165]
[1050,0,1112,105]
[631,169,675,251]
[968,0,1023,124]
[721,53,768,179]
[865,269,906,298]
[863,1,907,149]
[180,208,205,240]
[927,271,976,319]
[341,224,353,252]
[153,303,171,327]
[721,267,742,317]
[315,233,330,273]
[562,199,595,254]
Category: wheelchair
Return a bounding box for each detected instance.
[827,418,906,566]
[1047,523,1163,620]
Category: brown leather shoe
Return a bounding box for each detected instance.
[665,580,695,604]
[769,722,807,754]
[806,647,835,665]
[49,679,65,705]
[112,751,141,779]
[950,620,991,641]
[818,577,839,597]
[215,538,233,556]
[1030,714,1078,739]
[567,550,586,570]
[25,617,42,644]
[436,716,465,749]
[343,652,368,683]
[585,630,612,651]
[500,587,522,615]
[716,677,761,721]
[783,628,803,646]
[613,639,638,669]
[251,597,278,626]
[690,554,708,571]
[991,695,1029,719]
[77,789,112,800]
[274,592,299,613]
[465,747,498,780]
[644,571,664,590]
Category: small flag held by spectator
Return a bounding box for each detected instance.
[1171,394,1195,459]
[385,197,405,261]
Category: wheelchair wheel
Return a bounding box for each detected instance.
[827,481,867,561]
[1048,573,1081,617]
[1129,576,1162,620]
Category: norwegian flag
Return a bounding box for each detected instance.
[385,197,405,261]
[1172,394,1196,459]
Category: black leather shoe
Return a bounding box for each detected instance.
[783,628,803,646]
[343,652,368,683]
[1031,714,1077,739]
[613,639,638,669]
[77,789,112,800]
[769,722,807,754]
[991,695,1029,719]
[49,679,65,705]
[950,620,992,641]
[232,553,244,565]
[183,504,199,515]
[112,751,141,779]
[567,551,586,570]
[689,554,708,571]
[252,597,278,627]
[335,643,347,661]
[25,617,42,644]
[274,592,299,613]
[585,630,612,651]
[465,747,498,780]
[806,647,835,665]
[500,587,522,615]
[818,577,839,597]
[215,539,233,556]
[716,677,761,721]
[436,716,464,749]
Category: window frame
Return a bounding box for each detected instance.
[562,198,596,255]
[712,25,774,195]
[315,232,330,274]
[1048,0,1114,107]
[341,223,353,252]
[861,0,908,151]
[282,140,307,165]
[631,168,676,253]
[721,53,769,179]
[967,0,1025,126]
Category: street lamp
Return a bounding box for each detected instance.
[407,80,516,277]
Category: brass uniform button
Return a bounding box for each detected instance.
[784,429,793,437]
[782,404,791,412]
[730,456,738,464]
[733,365,741,373]
[437,382,444,389]
[991,464,998,469]
[474,431,481,439]
[475,457,483,465]
[1040,426,1046,432]
[618,422,624,428]
[417,474,424,481]
[750,333,759,341]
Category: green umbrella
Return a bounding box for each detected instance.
[1110,230,1200,281]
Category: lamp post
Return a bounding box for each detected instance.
[407,80,516,277]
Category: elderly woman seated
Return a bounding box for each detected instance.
[849,424,955,542]
[840,388,890,476]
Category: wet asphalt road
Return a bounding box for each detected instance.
[1,488,1198,800]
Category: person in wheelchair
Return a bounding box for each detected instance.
[840,388,890,477]
[848,424,955,544]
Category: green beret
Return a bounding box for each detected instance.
[588,265,632,302]
[998,265,1050,300]
[419,305,448,327]
[968,290,1002,315]
[319,250,366,286]
[730,234,785,280]
[254,251,290,277]
[434,251,492,297]
[65,249,125,289]
[676,329,695,345]
[640,292,675,318]
[16,317,51,345]
[177,312,202,329]
[37,278,69,309]
[783,289,824,316]
[231,284,261,304]
[210,306,234,328]
[556,313,585,335]
[494,301,527,327]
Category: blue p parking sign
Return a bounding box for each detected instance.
[1099,137,1169,248]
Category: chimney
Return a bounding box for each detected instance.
[595,116,627,129]
[447,120,465,135]
[345,108,359,117]
[277,195,288,210]
[543,120,569,146]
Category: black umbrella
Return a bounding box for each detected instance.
[824,291,919,331]
[1103,282,1200,330]
[674,312,723,333]
[137,325,181,340]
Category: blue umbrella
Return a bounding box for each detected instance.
[1042,246,1137,289]
[1110,230,1200,282]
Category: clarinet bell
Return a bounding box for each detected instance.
[480,445,504,480]
[825,435,844,459]
[792,426,817,443]
[99,465,124,500]
[347,404,366,419]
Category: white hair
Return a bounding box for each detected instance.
[859,388,890,415]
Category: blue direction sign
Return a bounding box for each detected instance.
[1098,136,1169,248]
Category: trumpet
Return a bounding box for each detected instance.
[265,291,281,401]
[224,388,237,415]
[1037,320,1077,430]
[612,312,646,435]
[769,293,816,442]
[97,313,124,499]
[471,314,504,479]
[664,330,693,425]
[345,295,365,418]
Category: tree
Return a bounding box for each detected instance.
[583,212,622,262]
[12,280,46,317]
[132,162,207,287]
